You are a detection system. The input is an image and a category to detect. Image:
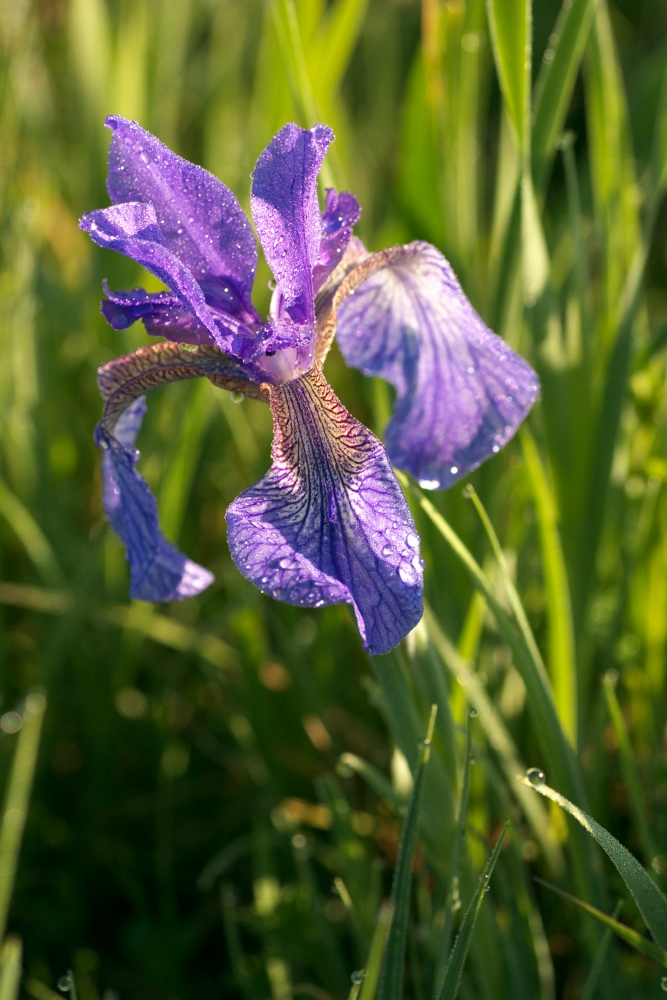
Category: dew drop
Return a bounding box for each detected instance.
[398,564,415,585]
[419,478,440,490]
[382,545,392,556]
[468,707,478,719]
[492,445,500,453]
[450,465,459,475]
[230,390,244,403]
[139,151,149,165]
[57,973,73,993]
[462,483,475,498]
[406,532,419,548]
[525,768,545,787]
[351,970,366,985]
[660,975,667,992]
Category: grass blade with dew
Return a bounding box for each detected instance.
[424,607,565,877]
[534,878,666,969]
[521,775,667,951]
[377,706,437,1000]
[0,692,46,942]
[0,937,22,1000]
[521,429,577,746]
[433,823,509,1000]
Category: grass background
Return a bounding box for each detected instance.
[1,0,667,997]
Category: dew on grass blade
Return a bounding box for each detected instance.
[526,768,545,786]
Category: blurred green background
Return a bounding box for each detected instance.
[2,0,667,997]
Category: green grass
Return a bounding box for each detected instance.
[2,0,667,997]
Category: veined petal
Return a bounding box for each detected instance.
[226,366,423,655]
[98,340,266,434]
[101,284,216,345]
[80,203,244,355]
[97,397,213,602]
[334,242,540,489]
[312,188,361,293]
[251,123,333,329]
[104,115,259,323]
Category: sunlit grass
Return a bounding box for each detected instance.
[1,0,667,997]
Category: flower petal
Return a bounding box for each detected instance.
[80,203,247,354]
[101,283,216,345]
[334,242,540,488]
[226,366,423,655]
[97,397,213,602]
[312,188,361,293]
[97,341,266,434]
[251,123,333,329]
[104,115,259,323]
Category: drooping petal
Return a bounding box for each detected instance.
[334,242,540,489]
[312,188,361,293]
[80,203,246,354]
[104,115,259,323]
[251,123,333,330]
[97,397,213,602]
[226,366,423,655]
[95,341,267,601]
[97,340,266,435]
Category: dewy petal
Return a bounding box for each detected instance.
[80,203,246,354]
[98,397,213,602]
[101,283,217,345]
[104,115,259,323]
[334,241,541,489]
[226,366,424,655]
[312,189,361,293]
[95,341,266,602]
[251,123,333,329]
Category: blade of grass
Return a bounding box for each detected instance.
[581,901,628,1000]
[378,707,437,1000]
[520,429,577,746]
[531,0,597,191]
[433,823,509,1000]
[0,480,67,590]
[433,712,475,985]
[0,692,46,942]
[534,878,666,968]
[486,0,530,151]
[424,607,565,877]
[358,901,394,1000]
[0,937,22,1000]
[521,777,667,951]
[602,670,659,865]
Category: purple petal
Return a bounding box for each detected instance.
[335,242,540,489]
[104,115,259,323]
[97,398,213,602]
[226,367,423,655]
[101,283,216,345]
[312,189,361,293]
[80,203,245,355]
[251,123,333,329]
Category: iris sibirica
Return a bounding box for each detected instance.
[80,117,539,655]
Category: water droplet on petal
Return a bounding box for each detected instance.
[525,768,545,787]
[230,391,244,403]
[418,478,440,490]
[450,465,459,475]
[139,151,149,165]
[406,532,419,548]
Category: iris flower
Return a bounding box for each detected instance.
[80,117,539,655]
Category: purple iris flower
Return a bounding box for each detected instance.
[80,116,539,655]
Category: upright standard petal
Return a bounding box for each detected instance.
[104,115,259,322]
[312,188,361,293]
[226,366,424,655]
[334,242,540,489]
[80,203,244,353]
[95,342,266,602]
[251,123,333,329]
